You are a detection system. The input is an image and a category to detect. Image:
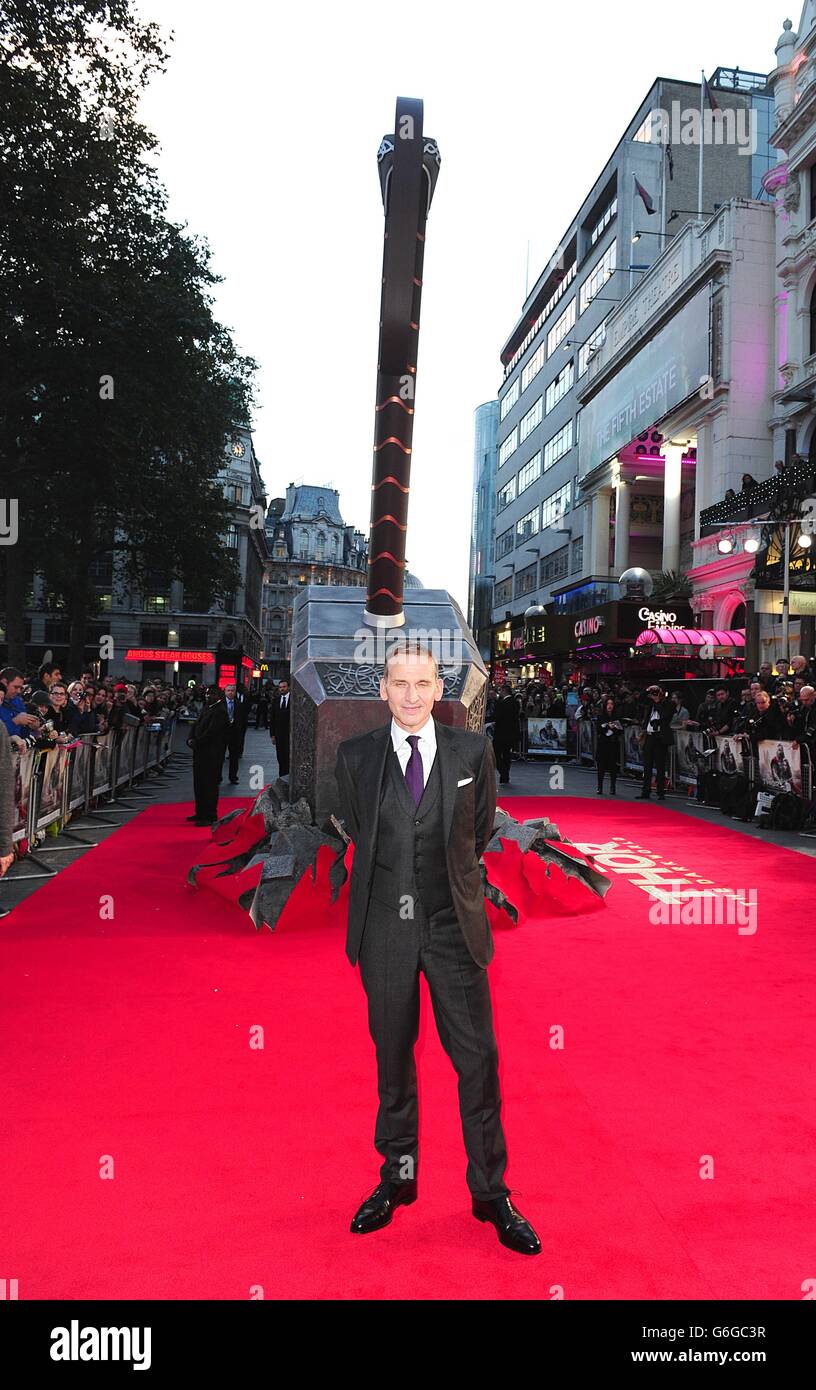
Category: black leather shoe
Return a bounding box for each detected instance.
[637,793,650,800]
[350,1178,417,1234]
[186,814,199,822]
[229,777,239,784]
[472,1195,541,1255]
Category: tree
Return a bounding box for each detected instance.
[0,0,257,670]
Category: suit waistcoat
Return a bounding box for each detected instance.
[368,743,454,917]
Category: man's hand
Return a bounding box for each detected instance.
[13,713,40,729]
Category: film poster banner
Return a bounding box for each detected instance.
[36,745,68,828]
[623,723,645,771]
[714,736,745,776]
[12,748,35,844]
[673,729,709,787]
[68,739,93,811]
[577,718,595,764]
[527,717,567,756]
[92,732,114,796]
[757,739,802,796]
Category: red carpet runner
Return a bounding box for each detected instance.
[1,795,814,1300]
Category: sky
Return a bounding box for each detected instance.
[136,0,779,614]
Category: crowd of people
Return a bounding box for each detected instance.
[486,654,816,797]
[0,662,294,832]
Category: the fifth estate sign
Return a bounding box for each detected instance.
[578,285,710,477]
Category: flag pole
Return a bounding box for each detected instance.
[698,70,704,216]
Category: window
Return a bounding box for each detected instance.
[299,528,309,559]
[515,563,538,598]
[224,524,239,549]
[540,546,569,585]
[521,344,545,393]
[545,361,574,413]
[500,379,520,419]
[144,594,170,614]
[89,551,114,586]
[497,476,517,512]
[493,577,513,606]
[515,505,539,544]
[571,537,584,573]
[504,263,578,378]
[498,428,518,467]
[810,166,816,225]
[590,196,617,246]
[140,624,169,644]
[578,321,607,377]
[518,452,542,494]
[547,299,576,357]
[580,241,617,314]
[541,482,572,529]
[180,627,209,646]
[496,526,514,559]
[519,397,543,444]
[810,281,816,358]
[543,420,573,471]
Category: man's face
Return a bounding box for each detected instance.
[279,683,289,697]
[224,684,236,699]
[50,685,67,707]
[755,693,770,711]
[380,653,442,731]
[800,687,815,707]
[750,682,760,698]
[759,665,771,678]
[716,690,728,703]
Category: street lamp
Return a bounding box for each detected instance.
[707,516,812,654]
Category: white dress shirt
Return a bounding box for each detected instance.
[390,714,437,790]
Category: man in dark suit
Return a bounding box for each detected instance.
[186,686,230,825]
[269,678,291,778]
[491,683,520,785]
[334,643,540,1256]
[638,684,674,801]
[224,681,249,784]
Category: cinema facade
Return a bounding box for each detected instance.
[557,197,778,679]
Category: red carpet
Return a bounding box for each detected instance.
[1,794,814,1300]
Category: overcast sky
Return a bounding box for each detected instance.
[136,0,777,613]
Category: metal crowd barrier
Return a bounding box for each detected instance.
[4,716,178,881]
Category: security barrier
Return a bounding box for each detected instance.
[4,717,178,876]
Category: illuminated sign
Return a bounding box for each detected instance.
[574,615,605,638]
[125,649,214,664]
[638,606,679,628]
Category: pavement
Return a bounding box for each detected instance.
[2,722,814,917]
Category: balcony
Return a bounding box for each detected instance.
[700,459,816,532]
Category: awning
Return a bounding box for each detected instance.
[634,627,745,649]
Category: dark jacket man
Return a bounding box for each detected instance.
[269,681,291,777]
[639,685,674,800]
[186,688,229,825]
[333,644,539,1255]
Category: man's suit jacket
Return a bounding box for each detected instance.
[270,692,290,743]
[226,690,249,751]
[334,720,497,969]
[643,700,674,746]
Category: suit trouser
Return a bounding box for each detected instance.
[193,753,220,821]
[493,740,512,782]
[642,736,667,795]
[357,896,510,1203]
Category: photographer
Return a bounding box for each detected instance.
[0,667,42,737]
[638,684,674,802]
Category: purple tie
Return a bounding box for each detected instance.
[404,734,424,805]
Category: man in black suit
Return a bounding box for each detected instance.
[224,681,249,784]
[334,643,540,1256]
[186,686,230,825]
[269,678,291,778]
[491,683,520,785]
[638,684,674,801]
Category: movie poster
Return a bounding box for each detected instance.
[757,739,802,796]
[12,747,34,843]
[577,719,595,764]
[715,736,745,776]
[36,746,66,827]
[623,723,645,771]
[527,717,567,755]
[674,730,709,787]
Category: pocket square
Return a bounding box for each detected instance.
[457,776,474,787]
